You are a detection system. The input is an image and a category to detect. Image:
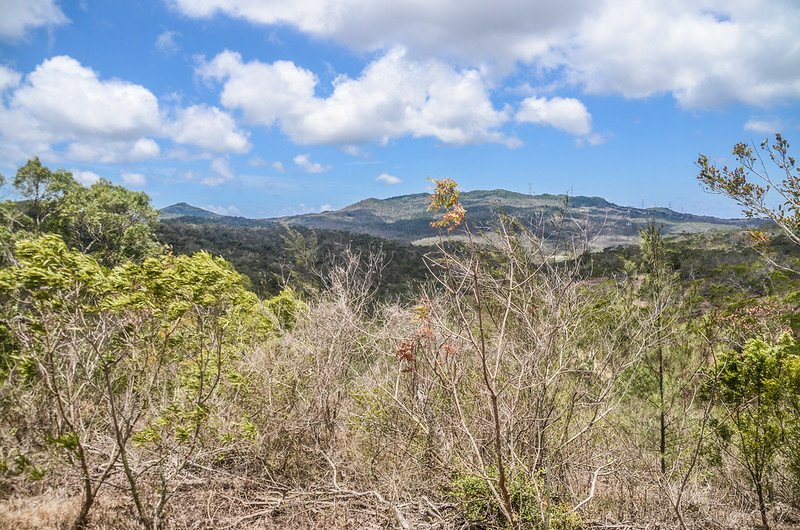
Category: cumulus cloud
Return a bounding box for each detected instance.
[200,47,513,146]
[12,56,160,139]
[375,172,401,185]
[272,161,285,172]
[561,1,800,108]
[0,0,68,40]
[170,0,585,67]
[66,139,161,164]
[166,104,250,153]
[72,170,101,186]
[293,153,329,173]
[175,0,800,109]
[121,171,147,187]
[0,55,254,165]
[0,56,162,163]
[743,118,783,134]
[0,66,21,93]
[516,96,592,136]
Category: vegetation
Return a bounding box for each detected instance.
[168,187,752,247]
[155,219,432,300]
[1,141,800,529]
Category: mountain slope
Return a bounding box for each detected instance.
[159,202,220,220]
[271,189,753,248]
[160,189,754,249]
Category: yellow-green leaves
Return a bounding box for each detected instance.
[428,178,466,231]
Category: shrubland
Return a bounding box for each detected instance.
[0,140,799,529]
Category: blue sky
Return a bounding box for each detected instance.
[0,0,798,218]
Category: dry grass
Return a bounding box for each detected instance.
[0,491,139,530]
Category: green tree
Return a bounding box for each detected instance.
[697,134,800,252]
[638,221,680,475]
[708,334,800,530]
[58,178,159,266]
[2,159,158,266]
[10,157,78,230]
[0,235,270,529]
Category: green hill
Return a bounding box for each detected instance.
[160,189,755,249]
[276,189,753,248]
[159,202,221,220]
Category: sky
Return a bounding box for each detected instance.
[0,0,798,218]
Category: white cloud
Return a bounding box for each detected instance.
[0,56,255,166]
[176,0,800,109]
[203,156,236,185]
[72,170,101,186]
[166,104,250,153]
[12,56,161,139]
[205,204,241,216]
[561,1,800,108]
[0,66,21,93]
[155,30,180,55]
[0,0,67,40]
[293,153,330,173]
[375,172,401,185]
[199,50,317,127]
[583,132,608,146]
[272,161,285,172]
[121,171,147,187]
[200,47,513,146]
[516,96,592,136]
[169,0,581,68]
[743,118,783,134]
[66,139,161,163]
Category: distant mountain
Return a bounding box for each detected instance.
[159,203,220,220]
[160,190,755,249]
[271,189,753,248]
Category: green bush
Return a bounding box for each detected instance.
[451,468,581,529]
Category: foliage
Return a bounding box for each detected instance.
[708,334,800,529]
[428,178,466,231]
[451,468,581,529]
[59,178,159,265]
[9,157,78,230]
[4,162,800,529]
[1,158,159,266]
[156,219,431,299]
[698,134,800,251]
[0,234,269,528]
[263,286,306,330]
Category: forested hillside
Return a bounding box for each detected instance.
[155,219,432,299]
[1,141,800,530]
[160,188,754,249]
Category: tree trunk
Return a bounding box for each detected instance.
[755,477,770,530]
[659,339,666,476]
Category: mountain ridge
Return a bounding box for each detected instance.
[159,189,753,248]
[159,202,221,220]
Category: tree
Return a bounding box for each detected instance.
[58,178,159,266]
[0,235,270,529]
[405,180,648,528]
[697,134,800,252]
[10,157,78,230]
[707,334,800,530]
[637,222,681,475]
[2,159,159,266]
